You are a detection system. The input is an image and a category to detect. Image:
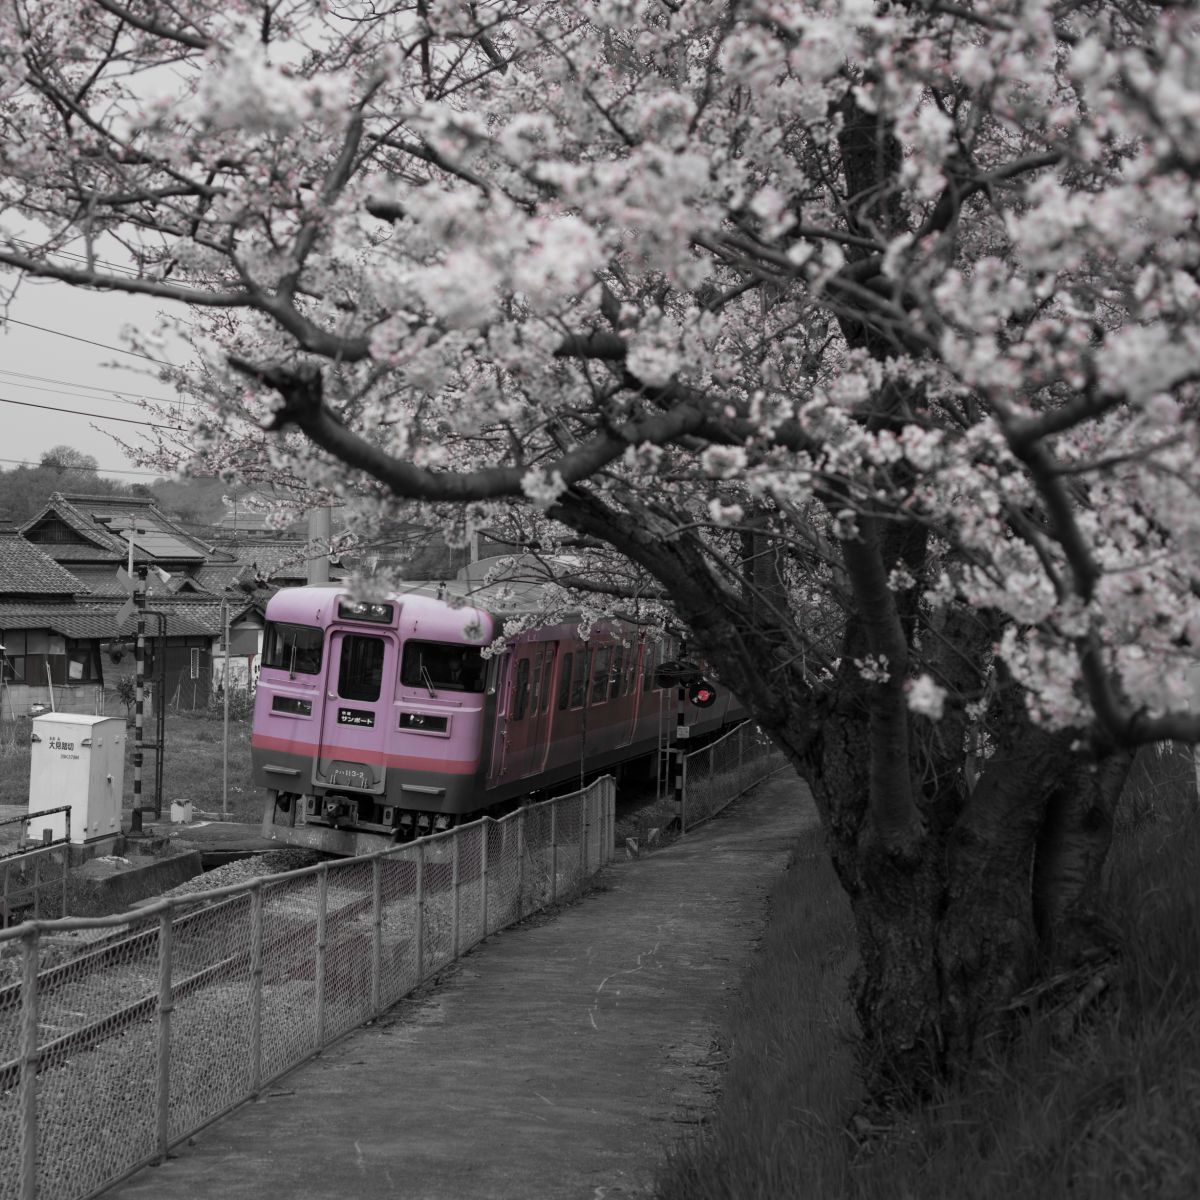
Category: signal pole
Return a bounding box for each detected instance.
[131,561,148,833]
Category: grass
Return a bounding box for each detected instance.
[0,709,258,821]
[654,743,1200,1200]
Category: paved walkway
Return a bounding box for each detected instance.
[106,773,817,1200]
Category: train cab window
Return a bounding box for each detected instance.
[513,658,531,720]
[262,621,323,675]
[558,653,573,710]
[400,641,486,694]
[338,635,385,702]
[590,646,613,705]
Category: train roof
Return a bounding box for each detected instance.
[264,580,582,625]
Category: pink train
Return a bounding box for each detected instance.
[252,583,743,854]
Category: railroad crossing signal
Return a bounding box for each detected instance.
[654,660,718,707]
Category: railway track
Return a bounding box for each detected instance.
[0,862,425,1092]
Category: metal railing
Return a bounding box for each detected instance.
[681,722,785,832]
[1,809,72,929]
[0,777,615,1200]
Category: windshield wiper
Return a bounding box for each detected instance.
[420,666,438,699]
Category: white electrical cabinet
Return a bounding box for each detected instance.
[28,714,126,845]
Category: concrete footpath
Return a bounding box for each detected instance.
[107,774,817,1200]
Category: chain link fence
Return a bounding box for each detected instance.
[0,776,615,1200]
[1,810,72,929]
[681,722,786,833]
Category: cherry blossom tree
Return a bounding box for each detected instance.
[4,0,1200,1083]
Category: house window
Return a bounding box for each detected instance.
[1,631,26,682]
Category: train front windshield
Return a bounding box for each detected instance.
[262,621,324,674]
[401,640,486,693]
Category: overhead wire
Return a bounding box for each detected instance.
[5,237,146,278]
[0,367,199,407]
[0,393,184,429]
[0,316,176,366]
[0,455,168,477]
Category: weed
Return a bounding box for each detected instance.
[655,749,1200,1199]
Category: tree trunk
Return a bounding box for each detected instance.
[799,711,1124,1088]
[1032,749,1130,970]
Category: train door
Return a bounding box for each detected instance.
[505,642,557,780]
[316,628,395,791]
[486,648,513,786]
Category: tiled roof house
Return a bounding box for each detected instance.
[1,496,267,715]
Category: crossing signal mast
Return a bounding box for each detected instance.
[103,519,171,833]
[652,655,719,830]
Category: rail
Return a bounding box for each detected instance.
[0,776,616,1200]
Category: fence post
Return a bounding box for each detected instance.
[579,794,587,875]
[607,778,615,864]
[60,848,68,920]
[31,855,40,920]
[250,882,263,1096]
[517,807,526,920]
[371,858,383,1015]
[451,832,461,958]
[415,844,426,982]
[19,928,38,1200]
[550,803,558,904]
[156,910,174,1162]
[480,821,490,938]
[315,866,328,1049]
[678,754,689,835]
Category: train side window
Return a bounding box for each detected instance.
[558,653,573,710]
[513,658,531,721]
[642,643,659,692]
[338,635,385,702]
[610,646,624,700]
[569,650,589,708]
[590,646,612,705]
[529,648,543,715]
[541,655,554,713]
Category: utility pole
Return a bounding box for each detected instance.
[221,597,230,818]
[307,505,332,584]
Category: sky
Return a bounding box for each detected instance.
[0,274,189,484]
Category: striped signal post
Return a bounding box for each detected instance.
[130,564,148,833]
[673,681,688,833]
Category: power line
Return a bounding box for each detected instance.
[0,394,183,429]
[0,316,176,366]
[0,367,193,406]
[6,237,143,278]
[0,455,167,477]
[0,376,201,410]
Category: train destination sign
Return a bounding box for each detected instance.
[337,708,375,727]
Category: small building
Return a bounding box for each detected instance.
[0,532,101,718]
